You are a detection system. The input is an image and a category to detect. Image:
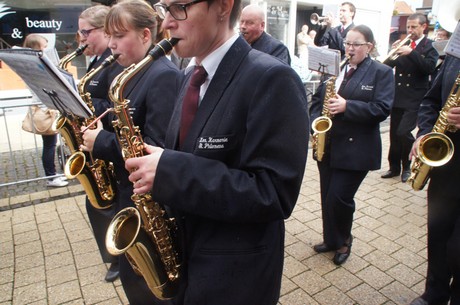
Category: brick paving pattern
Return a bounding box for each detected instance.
[0,121,429,305]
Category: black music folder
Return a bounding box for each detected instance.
[0,48,91,118]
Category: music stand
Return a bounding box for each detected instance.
[0,48,91,118]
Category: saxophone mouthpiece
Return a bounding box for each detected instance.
[149,38,180,60]
[76,44,88,55]
[101,54,120,68]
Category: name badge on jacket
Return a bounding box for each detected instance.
[197,136,230,150]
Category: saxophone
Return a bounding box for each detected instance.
[59,44,88,71]
[60,54,119,209]
[105,38,181,300]
[407,72,460,190]
[311,56,350,161]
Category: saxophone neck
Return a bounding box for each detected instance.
[78,54,119,95]
[59,44,88,70]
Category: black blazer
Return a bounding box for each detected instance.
[385,36,438,110]
[93,56,180,209]
[310,56,394,171]
[85,48,123,121]
[250,31,291,65]
[152,36,308,305]
[314,23,354,57]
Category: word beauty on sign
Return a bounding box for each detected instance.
[25,17,62,31]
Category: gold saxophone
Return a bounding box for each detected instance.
[105,38,181,300]
[311,56,350,161]
[58,55,120,209]
[407,72,460,190]
[59,44,88,71]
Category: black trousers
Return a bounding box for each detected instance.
[317,161,367,249]
[388,107,418,172]
[422,134,460,304]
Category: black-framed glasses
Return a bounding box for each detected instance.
[78,27,102,38]
[343,42,368,48]
[153,0,208,20]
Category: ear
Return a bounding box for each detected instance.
[142,28,151,43]
[217,0,233,20]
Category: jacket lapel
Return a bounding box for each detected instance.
[340,57,371,97]
[169,37,251,150]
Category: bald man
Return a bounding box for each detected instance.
[240,4,291,65]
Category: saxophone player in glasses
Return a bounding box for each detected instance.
[80,1,180,304]
[310,25,394,265]
[122,0,309,302]
[408,53,460,305]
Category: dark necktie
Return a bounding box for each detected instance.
[339,67,355,92]
[410,40,416,49]
[179,66,207,146]
[340,26,344,33]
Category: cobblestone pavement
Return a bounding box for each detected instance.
[0,121,430,305]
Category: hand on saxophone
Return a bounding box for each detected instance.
[447,106,460,129]
[126,144,164,194]
[328,94,346,115]
[409,136,422,160]
[80,120,103,152]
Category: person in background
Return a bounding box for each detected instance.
[309,29,317,42]
[297,24,314,63]
[408,54,460,305]
[381,13,438,183]
[122,0,309,302]
[310,25,394,265]
[23,34,69,188]
[77,4,124,283]
[314,2,356,58]
[435,28,451,41]
[80,0,179,303]
[239,4,291,65]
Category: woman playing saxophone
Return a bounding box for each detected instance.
[309,25,394,265]
[80,1,180,304]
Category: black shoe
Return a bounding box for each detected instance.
[381,170,399,178]
[410,296,448,305]
[105,262,119,282]
[401,170,411,183]
[313,242,334,253]
[333,236,352,265]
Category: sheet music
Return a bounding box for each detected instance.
[308,46,341,76]
[445,21,460,59]
[0,48,91,118]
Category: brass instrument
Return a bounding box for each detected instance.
[59,44,88,71]
[310,13,328,25]
[60,54,119,209]
[407,73,459,190]
[380,34,412,63]
[105,38,181,300]
[311,56,350,161]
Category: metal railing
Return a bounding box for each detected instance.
[0,90,67,187]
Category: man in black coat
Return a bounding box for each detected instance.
[239,4,291,65]
[381,13,438,183]
[314,1,356,58]
[408,54,460,305]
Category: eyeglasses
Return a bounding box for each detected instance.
[343,42,368,48]
[154,0,208,21]
[78,27,102,38]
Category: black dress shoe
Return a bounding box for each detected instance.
[333,236,352,265]
[313,242,334,253]
[401,170,411,183]
[381,170,399,178]
[105,262,120,282]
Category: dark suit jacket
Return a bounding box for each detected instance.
[152,36,308,305]
[385,36,438,110]
[310,56,394,171]
[85,48,123,122]
[314,23,354,57]
[93,56,180,210]
[250,31,291,65]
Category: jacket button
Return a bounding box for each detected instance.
[348,137,354,142]
[408,73,411,77]
[398,83,401,86]
[399,74,403,76]
[406,84,410,87]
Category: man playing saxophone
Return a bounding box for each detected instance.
[408,53,460,305]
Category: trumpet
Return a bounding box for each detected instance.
[310,13,328,25]
[380,34,412,63]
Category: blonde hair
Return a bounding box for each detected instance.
[23,34,47,51]
[79,5,110,28]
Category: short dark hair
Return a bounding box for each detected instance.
[342,2,356,20]
[408,13,427,25]
[230,0,242,28]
